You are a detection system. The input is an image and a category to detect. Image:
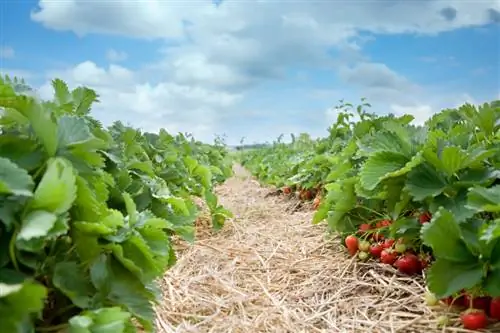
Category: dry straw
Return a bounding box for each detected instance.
[154,165,500,333]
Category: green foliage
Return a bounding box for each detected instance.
[0,76,234,332]
[241,98,500,299]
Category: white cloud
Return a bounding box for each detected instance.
[106,48,128,62]
[38,61,242,141]
[0,46,15,59]
[23,0,500,143]
[390,104,435,125]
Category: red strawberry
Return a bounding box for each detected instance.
[464,295,491,313]
[380,249,398,265]
[382,238,395,249]
[490,297,500,320]
[460,309,488,330]
[375,219,391,228]
[394,253,421,275]
[419,211,432,224]
[283,187,292,194]
[345,235,358,256]
[369,243,384,258]
[358,223,372,233]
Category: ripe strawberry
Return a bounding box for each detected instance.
[382,238,395,249]
[490,297,500,320]
[358,223,372,233]
[464,295,491,313]
[369,243,384,258]
[345,235,358,256]
[460,309,488,330]
[394,253,421,275]
[380,249,398,265]
[376,219,392,228]
[419,211,432,224]
[283,186,292,194]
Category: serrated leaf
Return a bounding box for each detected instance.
[32,157,77,214]
[53,261,94,308]
[426,259,484,298]
[484,267,500,297]
[480,220,500,243]
[17,210,57,241]
[405,163,448,200]
[440,146,467,176]
[68,307,131,333]
[28,103,59,156]
[58,115,98,147]
[421,208,477,263]
[0,280,47,333]
[0,157,34,196]
[467,185,500,212]
[359,151,408,190]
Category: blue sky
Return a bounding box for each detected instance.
[1,0,499,144]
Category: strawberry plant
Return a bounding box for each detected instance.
[242,97,500,330]
[0,76,233,332]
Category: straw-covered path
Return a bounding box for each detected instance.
[154,165,489,333]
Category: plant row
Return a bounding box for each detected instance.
[0,76,233,332]
[241,99,500,330]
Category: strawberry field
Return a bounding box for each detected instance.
[241,100,500,331]
[0,76,233,332]
[2,73,500,332]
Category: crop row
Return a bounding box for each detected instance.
[240,99,500,330]
[0,76,234,332]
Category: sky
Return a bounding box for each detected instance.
[1,0,499,145]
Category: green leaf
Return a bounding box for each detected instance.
[429,190,475,222]
[440,146,468,176]
[166,197,189,215]
[17,210,57,241]
[421,208,477,263]
[106,258,155,325]
[426,259,484,298]
[0,280,47,333]
[359,151,408,190]
[480,219,500,243]
[68,307,132,333]
[467,185,500,212]
[405,163,448,200]
[53,261,94,308]
[28,103,59,156]
[58,115,102,148]
[32,157,77,214]
[484,267,500,297]
[0,157,34,197]
[122,192,138,226]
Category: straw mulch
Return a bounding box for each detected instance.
[155,165,500,333]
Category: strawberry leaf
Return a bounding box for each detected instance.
[467,185,500,212]
[421,208,478,263]
[405,163,448,200]
[0,157,34,197]
[426,259,484,298]
[0,280,47,333]
[32,157,77,214]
